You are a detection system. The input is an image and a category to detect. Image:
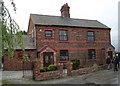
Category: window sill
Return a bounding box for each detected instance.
[59,40,69,43]
[59,60,69,63]
[45,37,54,39]
[87,59,96,61]
[86,41,96,43]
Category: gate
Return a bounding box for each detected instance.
[62,63,67,76]
[22,60,33,79]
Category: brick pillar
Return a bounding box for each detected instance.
[57,63,63,72]
[66,61,73,76]
[33,61,41,80]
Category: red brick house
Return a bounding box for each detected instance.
[3,3,115,70]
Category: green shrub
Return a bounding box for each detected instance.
[92,63,98,70]
[40,67,48,72]
[71,59,80,70]
[47,64,57,71]
[40,64,57,72]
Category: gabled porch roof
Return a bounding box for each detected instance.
[37,45,57,54]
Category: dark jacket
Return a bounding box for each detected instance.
[112,56,119,64]
[106,57,111,64]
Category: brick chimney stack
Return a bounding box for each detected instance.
[60,3,70,18]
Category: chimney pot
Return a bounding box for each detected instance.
[60,3,70,18]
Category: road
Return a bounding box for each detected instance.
[1,69,119,85]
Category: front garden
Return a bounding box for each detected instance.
[32,59,107,81]
[33,62,64,81]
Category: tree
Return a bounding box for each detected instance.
[0,0,24,60]
[16,31,27,35]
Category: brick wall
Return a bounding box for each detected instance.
[33,61,107,80]
[71,65,107,76]
[66,61,107,76]
[33,61,64,81]
[3,49,36,70]
[35,26,111,65]
[34,71,63,81]
[4,24,112,70]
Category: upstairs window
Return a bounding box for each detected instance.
[45,30,52,37]
[60,50,69,61]
[59,30,68,41]
[88,49,96,59]
[32,30,34,38]
[87,31,95,41]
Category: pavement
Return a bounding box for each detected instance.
[1,68,119,85]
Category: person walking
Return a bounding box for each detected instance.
[112,55,118,71]
[106,56,111,70]
[115,54,120,69]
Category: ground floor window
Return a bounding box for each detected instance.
[60,50,69,61]
[88,49,96,59]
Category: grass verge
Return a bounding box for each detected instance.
[0,80,13,84]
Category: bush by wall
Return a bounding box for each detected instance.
[40,67,48,72]
[71,59,80,70]
[40,64,57,72]
[33,62,64,81]
[47,64,57,71]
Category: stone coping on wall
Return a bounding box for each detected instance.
[70,64,107,76]
[34,70,64,81]
[33,60,107,81]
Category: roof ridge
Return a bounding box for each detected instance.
[30,13,97,21]
[30,13,60,18]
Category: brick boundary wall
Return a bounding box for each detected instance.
[33,61,64,81]
[67,62,107,76]
[34,70,63,81]
[33,60,107,81]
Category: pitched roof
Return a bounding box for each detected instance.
[13,35,36,49]
[30,14,110,29]
[38,45,57,54]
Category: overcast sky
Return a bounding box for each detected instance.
[4,0,119,51]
